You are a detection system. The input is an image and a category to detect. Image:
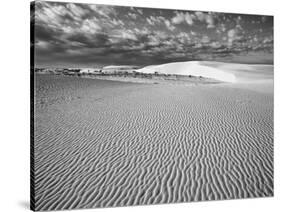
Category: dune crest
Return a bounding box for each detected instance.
[137,61,273,83]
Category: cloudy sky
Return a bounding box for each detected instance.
[32,1,273,68]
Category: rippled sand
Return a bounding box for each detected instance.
[34,74,273,210]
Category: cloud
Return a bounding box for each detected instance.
[164,20,175,31]
[146,17,154,25]
[88,4,116,19]
[146,15,176,30]
[136,8,143,15]
[81,18,101,34]
[35,3,66,27]
[120,31,138,40]
[263,36,273,44]
[110,30,138,41]
[34,2,273,66]
[194,43,203,49]
[201,35,210,44]
[235,16,243,29]
[128,12,137,20]
[210,41,221,49]
[35,40,50,49]
[111,18,125,27]
[177,32,191,43]
[220,24,226,32]
[146,15,166,25]
[66,33,109,48]
[227,29,236,45]
[195,11,205,21]
[172,12,194,25]
[185,12,194,25]
[194,11,216,29]
[147,37,160,46]
[35,24,62,42]
[228,29,236,37]
[205,14,215,28]
[227,28,244,46]
[253,36,258,42]
[261,16,267,23]
[66,3,86,20]
[190,31,197,36]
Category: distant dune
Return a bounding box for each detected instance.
[137,61,273,83]
[102,65,140,74]
[103,65,139,69]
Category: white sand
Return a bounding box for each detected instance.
[34,71,273,210]
[103,65,139,69]
[137,61,273,83]
[101,65,139,74]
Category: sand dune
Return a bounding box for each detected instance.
[102,65,140,74]
[34,74,273,211]
[103,65,139,69]
[137,61,273,83]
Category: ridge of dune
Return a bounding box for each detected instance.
[136,61,273,83]
[101,65,140,74]
[102,65,139,70]
[137,61,236,83]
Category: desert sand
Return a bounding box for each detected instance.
[34,62,273,210]
[137,61,273,83]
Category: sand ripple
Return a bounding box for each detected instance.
[34,74,273,210]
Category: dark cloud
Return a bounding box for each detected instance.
[33,1,273,67]
[35,24,62,42]
[66,33,110,48]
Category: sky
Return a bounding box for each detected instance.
[32,1,273,68]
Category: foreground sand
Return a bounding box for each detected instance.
[34,74,273,210]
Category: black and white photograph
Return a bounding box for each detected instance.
[30,1,273,211]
